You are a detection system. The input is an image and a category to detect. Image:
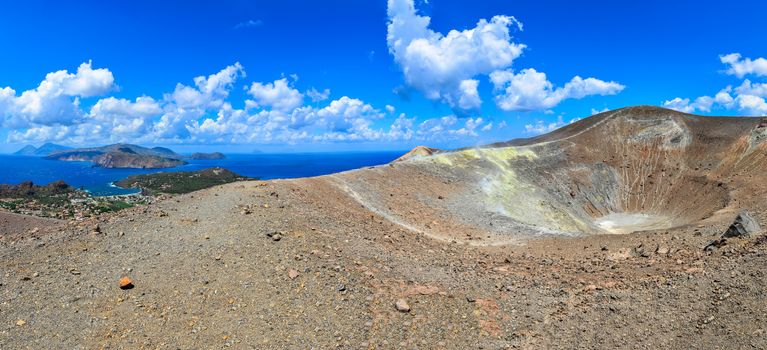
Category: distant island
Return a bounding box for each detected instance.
[190,152,226,160]
[13,143,71,156]
[44,144,187,169]
[13,143,230,169]
[115,167,249,194]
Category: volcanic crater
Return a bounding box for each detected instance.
[329,106,760,244]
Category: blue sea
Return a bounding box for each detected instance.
[0,152,403,196]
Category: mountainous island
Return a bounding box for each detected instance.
[13,143,71,156]
[13,143,229,169]
[190,152,226,160]
[43,144,188,169]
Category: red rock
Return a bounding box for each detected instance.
[119,276,134,289]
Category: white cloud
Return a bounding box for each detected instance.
[312,96,384,134]
[737,94,767,115]
[0,87,15,114]
[734,79,767,97]
[664,79,767,116]
[166,62,244,114]
[386,0,623,115]
[306,87,330,102]
[720,53,767,78]
[59,61,116,97]
[234,19,263,29]
[4,62,498,146]
[590,107,609,115]
[490,68,624,112]
[387,0,524,114]
[456,79,481,110]
[523,115,579,135]
[247,78,304,112]
[662,96,714,114]
[89,96,162,138]
[0,61,116,128]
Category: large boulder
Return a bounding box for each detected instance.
[722,211,761,238]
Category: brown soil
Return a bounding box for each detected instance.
[1,106,766,349]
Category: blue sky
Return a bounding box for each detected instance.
[0,0,766,153]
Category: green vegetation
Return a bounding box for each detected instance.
[94,200,134,213]
[115,167,251,195]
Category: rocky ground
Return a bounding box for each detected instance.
[2,107,767,349]
[1,177,765,349]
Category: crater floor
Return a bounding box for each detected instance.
[594,212,671,234]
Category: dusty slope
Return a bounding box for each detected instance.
[2,106,767,349]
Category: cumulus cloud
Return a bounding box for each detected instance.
[4,61,497,146]
[387,0,524,114]
[524,115,580,135]
[89,97,162,138]
[490,68,624,112]
[247,78,304,112]
[662,96,714,114]
[306,88,330,103]
[664,79,767,116]
[720,53,767,78]
[0,61,116,129]
[386,0,623,115]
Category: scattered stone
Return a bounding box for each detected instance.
[288,269,300,280]
[633,244,651,258]
[337,284,346,292]
[266,231,283,241]
[704,239,727,252]
[119,276,134,290]
[395,299,411,312]
[409,285,440,295]
[466,296,476,303]
[722,211,761,238]
[16,319,25,327]
[656,245,670,255]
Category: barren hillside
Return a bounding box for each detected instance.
[2,106,767,349]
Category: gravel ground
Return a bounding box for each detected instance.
[1,178,766,349]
